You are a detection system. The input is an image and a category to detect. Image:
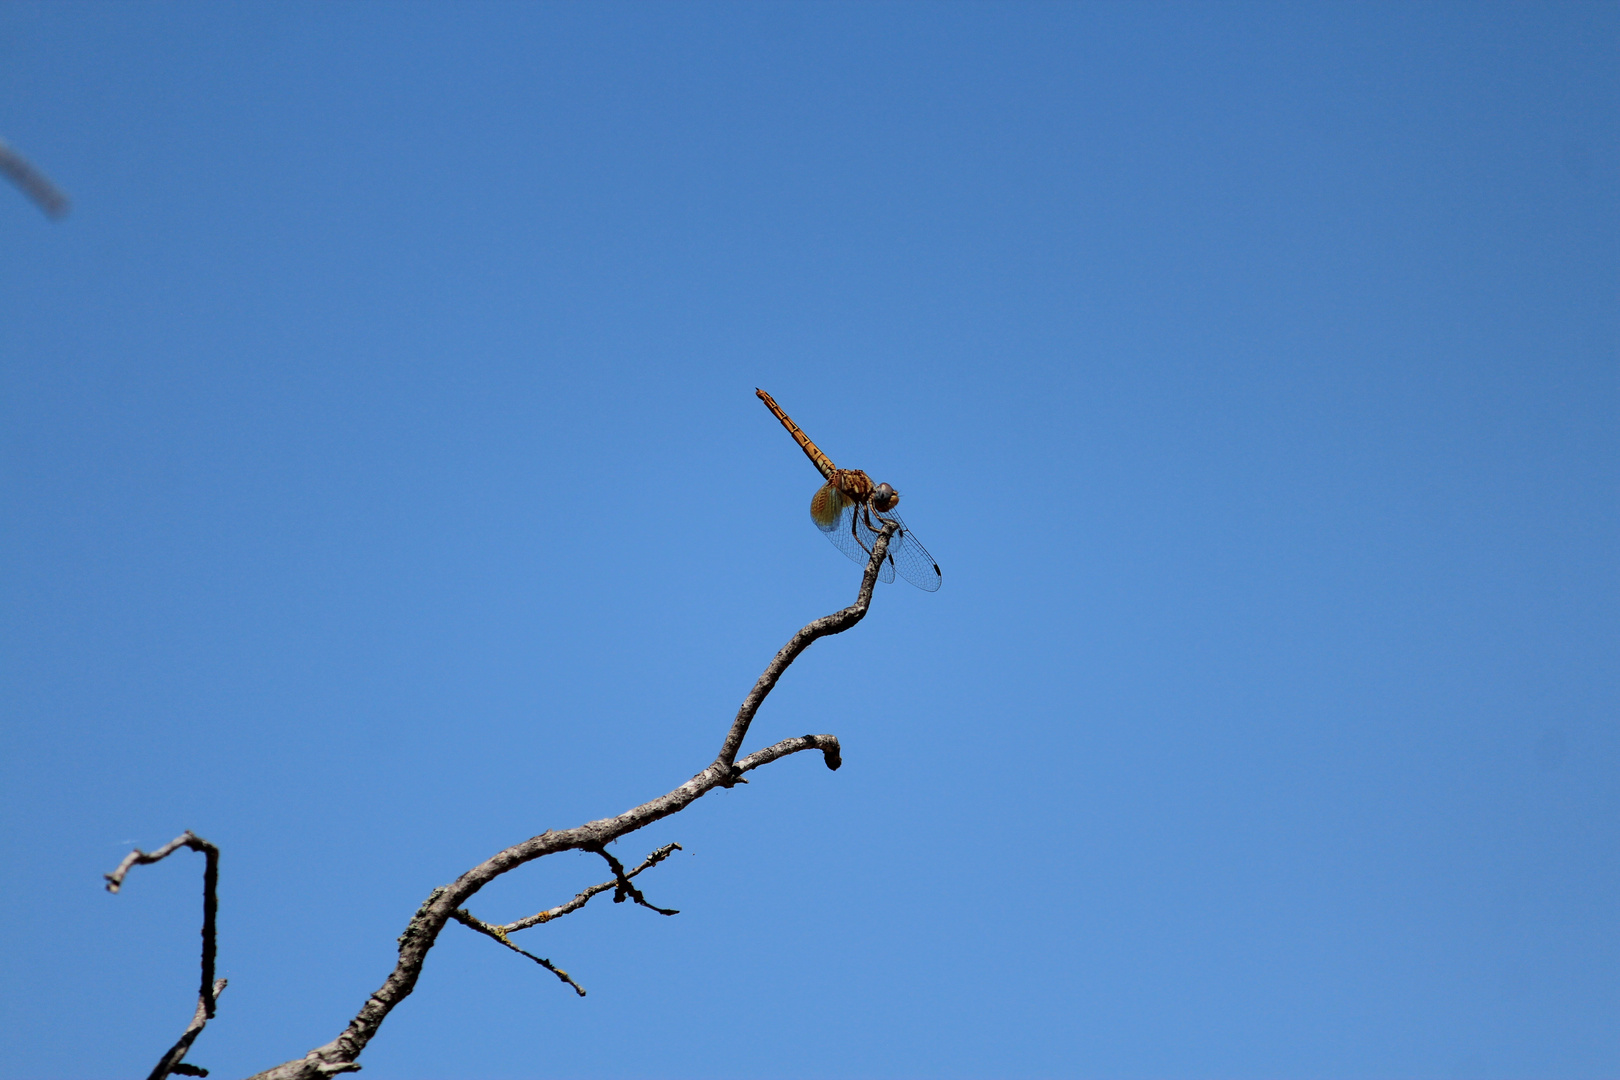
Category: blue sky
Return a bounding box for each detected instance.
[1,3,1615,1077]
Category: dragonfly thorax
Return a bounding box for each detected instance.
[831,468,876,503]
[830,470,900,513]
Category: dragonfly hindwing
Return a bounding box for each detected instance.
[810,482,849,530]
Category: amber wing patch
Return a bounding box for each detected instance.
[810,482,850,530]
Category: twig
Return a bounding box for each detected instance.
[147,980,227,1080]
[0,137,70,219]
[239,526,897,1080]
[736,733,843,775]
[496,842,682,935]
[713,523,895,774]
[450,911,588,996]
[452,842,681,996]
[106,831,224,1079]
[589,844,680,915]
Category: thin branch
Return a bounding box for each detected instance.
[588,844,679,915]
[242,526,896,1080]
[105,832,200,892]
[450,842,681,997]
[147,980,227,1080]
[714,522,895,772]
[0,137,70,219]
[736,733,843,776]
[106,831,224,1079]
[498,842,682,934]
[450,910,588,996]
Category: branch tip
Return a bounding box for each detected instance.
[107,835,224,1080]
[452,909,588,996]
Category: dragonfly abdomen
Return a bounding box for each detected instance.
[755,388,837,480]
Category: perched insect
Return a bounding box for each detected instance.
[756,388,941,591]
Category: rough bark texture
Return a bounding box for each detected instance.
[116,524,895,1080]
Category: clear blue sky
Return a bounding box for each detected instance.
[2,3,1615,1077]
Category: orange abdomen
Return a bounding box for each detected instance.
[756,388,837,480]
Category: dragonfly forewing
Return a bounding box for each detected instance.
[884,518,943,592]
[818,503,941,591]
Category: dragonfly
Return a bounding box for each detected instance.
[756,388,942,592]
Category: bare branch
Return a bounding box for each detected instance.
[589,844,679,916]
[450,910,588,997]
[450,842,683,996]
[107,832,224,1079]
[497,842,682,934]
[714,523,895,772]
[0,137,70,219]
[240,526,897,1080]
[147,980,228,1080]
[736,733,843,776]
[105,832,201,893]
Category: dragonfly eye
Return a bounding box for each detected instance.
[872,483,900,512]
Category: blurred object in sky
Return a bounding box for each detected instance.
[0,136,70,219]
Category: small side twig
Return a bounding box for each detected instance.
[589,845,680,916]
[106,831,223,1080]
[499,842,682,934]
[736,733,842,775]
[147,980,227,1080]
[453,842,684,997]
[450,910,588,996]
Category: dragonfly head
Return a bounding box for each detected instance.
[871,483,900,513]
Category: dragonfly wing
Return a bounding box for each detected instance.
[805,483,940,591]
[874,511,942,591]
[890,529,942,591]
[811,482,849,529]
[821,501,896,583]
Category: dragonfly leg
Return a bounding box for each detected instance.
[860,506,899,568]
[866,504,897,530]
[861,508,900,569]
[850,506,875,557]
